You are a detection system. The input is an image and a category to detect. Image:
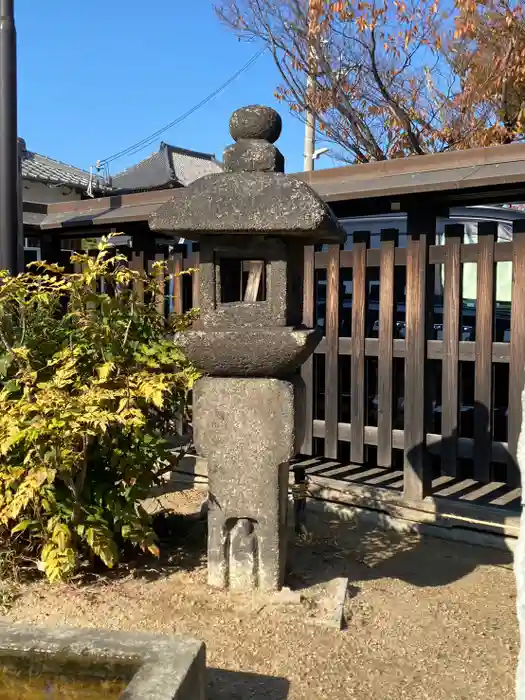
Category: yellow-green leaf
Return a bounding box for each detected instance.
[97,362,115,382]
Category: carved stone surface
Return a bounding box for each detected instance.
[223,140,284,173]
[0,623,205,700]
[175,328,321,378]
[148,105,345,593]
[150,171,344,241]
[193,377,294,591]
[195,237,303,330]
[229,105,282,143]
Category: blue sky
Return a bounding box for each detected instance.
[15,0,322,177]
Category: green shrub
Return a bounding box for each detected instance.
[0,237,198,582]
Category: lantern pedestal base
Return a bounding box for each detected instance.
[193,377,294,591]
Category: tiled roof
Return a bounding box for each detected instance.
[18,139,222,197]
[19,141,98,191]
[111,142,222,192]
[170,146,223,185]
[111,148,171,192]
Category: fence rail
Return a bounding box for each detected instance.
[127,217,524,513]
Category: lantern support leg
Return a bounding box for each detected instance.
[194,377,293,591]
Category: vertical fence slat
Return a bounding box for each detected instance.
[190,251,200,310]
[377,229,398,467]
[441,224,463,477]
[301,245,315,455]
[172,249,184,316]
[325,244,340,459]
[474,222,495,483]
[351,231,369,464]
[404,210,435,500]
[508,221,525,485]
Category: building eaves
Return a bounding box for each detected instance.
[20,148,100,191]
[166,145,222,186]
[111,143,222,193]
[111,147,173,193]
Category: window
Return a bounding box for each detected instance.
[219,259,266,303]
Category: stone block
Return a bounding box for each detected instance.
[196,236,292,329]
[177,454,209,479]
[229,105,282,143]
[305,577,348,630]
[0,623,206,700]
[175,327,321,377]
[193,377,294,591]
[223,140,284,173]
[150,171,345,242]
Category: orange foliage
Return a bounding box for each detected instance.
[454,0,525,145]
[216,0,525,161]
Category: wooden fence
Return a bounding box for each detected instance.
[303,217,524,502]
[160,216,524,514]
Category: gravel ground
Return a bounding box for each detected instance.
[3,488,518,700]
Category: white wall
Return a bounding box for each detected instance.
[22,179,82,204]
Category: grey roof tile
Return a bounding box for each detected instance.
[18,140,222,198]
[20,147,96,190]
[169,145,223,186]
[111,142,222,192]
[111,148,171,192]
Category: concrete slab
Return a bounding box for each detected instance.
[0,623,206,700]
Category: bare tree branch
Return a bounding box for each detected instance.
[216,0,525,161]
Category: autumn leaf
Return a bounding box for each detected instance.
[216,0,525,161]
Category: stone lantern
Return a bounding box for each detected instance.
[150,106,344,591]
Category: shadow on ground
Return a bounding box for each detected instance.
[84,474,514,594]
[124,511,207,581]
[112,495,513,598]
[77,510,208,585]
[288,402,517,592]
[286,503,513,593]
[208,668,289,700]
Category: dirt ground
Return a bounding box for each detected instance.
[2,488,518,700]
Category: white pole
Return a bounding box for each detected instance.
[304,0,315,172]
[304,74,315,172]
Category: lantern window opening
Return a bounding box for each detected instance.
[218,257,267,304]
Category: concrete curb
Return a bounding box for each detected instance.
[0,623,206,700]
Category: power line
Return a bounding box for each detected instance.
[99,48,266,168]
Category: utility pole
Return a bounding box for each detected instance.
[303,74,315,172]
[303,0,315,172]
[0,0,19,274]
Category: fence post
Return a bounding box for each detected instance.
[300,244,315,455]
[441,223,463,477]
[403,209,436,500]
[324,243,340,459]
[509,220,525,486]
[189,245,201,311]
[148,253,165,317]
[377,228,398,467]
[474,221,496,483]
[130,251,145,303]
[168,245,184,316]
[350,231,369,464]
